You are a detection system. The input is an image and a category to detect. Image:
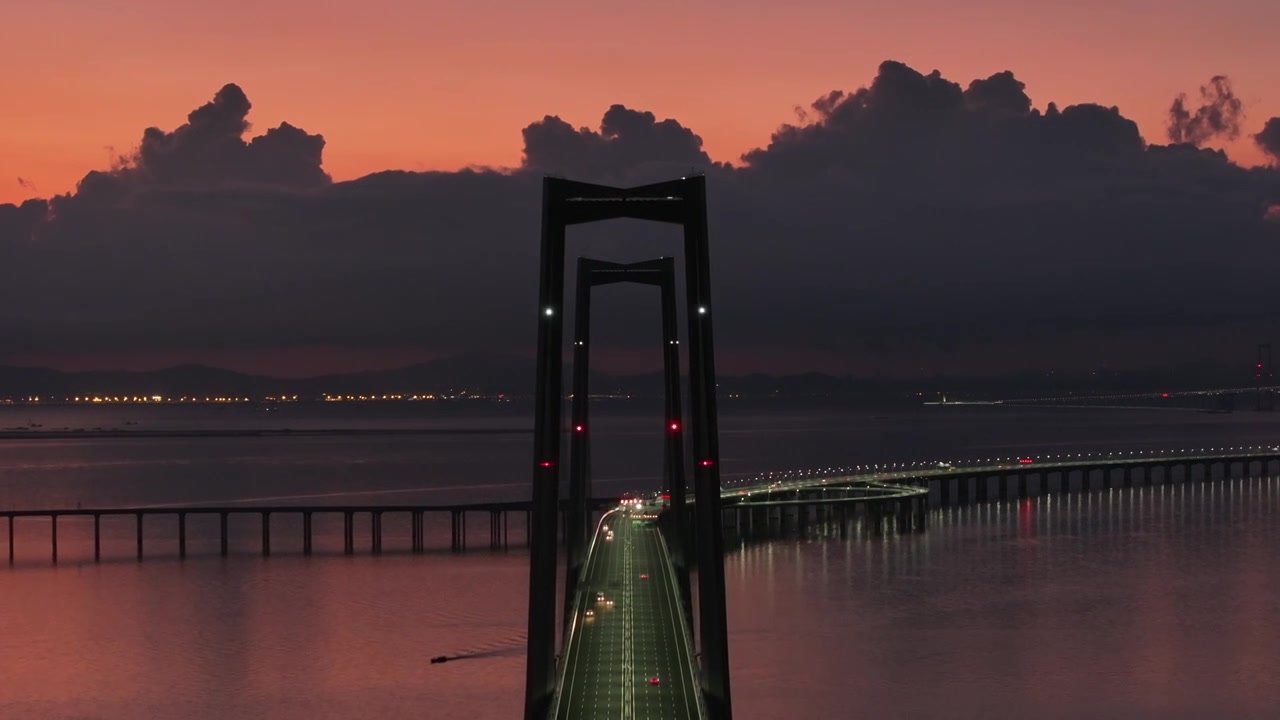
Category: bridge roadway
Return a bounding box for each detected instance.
[553,509,703,720]
[721,447,1280,504]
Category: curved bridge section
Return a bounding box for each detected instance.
[723,446,1280,509]
[551,508,705,720]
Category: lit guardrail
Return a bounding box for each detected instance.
[548,508,619,720]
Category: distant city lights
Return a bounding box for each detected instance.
[0,392,518,405]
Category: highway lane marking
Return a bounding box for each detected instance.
[621,518,635,720]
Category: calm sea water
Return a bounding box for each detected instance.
[2,404,1279,718]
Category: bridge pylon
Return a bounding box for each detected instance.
[563,257,693,635]
[527,176,732,720]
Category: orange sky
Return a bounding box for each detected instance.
[3,0,1277,206]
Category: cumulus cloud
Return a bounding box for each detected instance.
[521,104,717,182]
[1,63,1279,376]
[1167,75,1244,146]
[1256,117,1280,164]
[75,83,330,204]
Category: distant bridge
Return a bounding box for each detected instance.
[987,384,1280,411]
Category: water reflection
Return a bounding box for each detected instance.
[726,476,1280,719]
[2,476,1278,718]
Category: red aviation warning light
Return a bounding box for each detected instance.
[669,422,679,431]
[539,461,554,468]
[700,460,714,467]
[574,425,584,432]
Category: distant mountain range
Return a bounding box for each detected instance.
[0,354,1252,403]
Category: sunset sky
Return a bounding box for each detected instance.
[4,0,1278,206]
[3,0,1280,379]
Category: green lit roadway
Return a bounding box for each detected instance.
[552,509,703,720]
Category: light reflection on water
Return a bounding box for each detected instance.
[727,476,1280,719]
[3,407,1280,718]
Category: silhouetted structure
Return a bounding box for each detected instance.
[526,176,732,720]
[1257,343,1274,411]
[563,257,692,631]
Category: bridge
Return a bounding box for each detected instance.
[9,173,1276,718]
[527,177,733,720]
[551,508,704,720]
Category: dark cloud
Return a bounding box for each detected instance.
[1,62,1279,376]
[521,104,718,183]
[1257,117,1280,164]
[1167,75,1244,146]
[964,71,1032,117]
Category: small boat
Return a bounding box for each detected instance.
[430,655,449,664]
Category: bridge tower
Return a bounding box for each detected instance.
[527,177,732,720]
[564,257,692,631]
[1257,343,1274,411]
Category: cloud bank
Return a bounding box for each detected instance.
[2,62,1279,375]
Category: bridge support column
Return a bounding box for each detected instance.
[565,259,594,634]
[303,511,313,555]
[262,512,271,557]
[343,511,354,554]
[939,477,951,507]
[93,514,101,562]
[220,512,229,557]
[136,513,144,561]
[51,515,57,565]
[179,513,187,558]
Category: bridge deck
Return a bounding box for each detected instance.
[554,509,702,720]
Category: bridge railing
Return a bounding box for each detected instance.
[654,528,709,720]
[547,508,616,719]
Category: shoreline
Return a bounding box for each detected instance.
[0,427,533,440]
